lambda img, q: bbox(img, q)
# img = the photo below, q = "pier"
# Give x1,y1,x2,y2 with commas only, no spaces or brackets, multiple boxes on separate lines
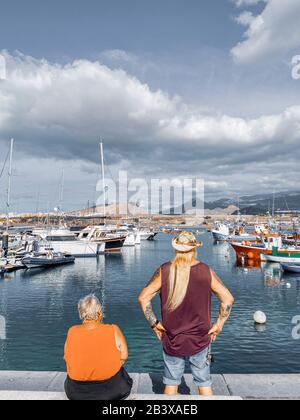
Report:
0,371,300,400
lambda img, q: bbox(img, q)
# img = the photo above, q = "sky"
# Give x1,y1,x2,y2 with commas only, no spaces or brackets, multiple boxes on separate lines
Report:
0,0,300,212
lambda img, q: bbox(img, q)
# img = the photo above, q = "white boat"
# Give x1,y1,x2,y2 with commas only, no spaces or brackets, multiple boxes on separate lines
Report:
22,253,75,269
78,226,126,253
262,253,300,264
139,229,158,241
33,228,103,257
119,224,141,246
212,224,230,241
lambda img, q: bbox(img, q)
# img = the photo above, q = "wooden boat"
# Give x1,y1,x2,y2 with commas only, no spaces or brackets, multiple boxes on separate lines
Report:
281,263,300,274
231,242,267,262
230,235,282,262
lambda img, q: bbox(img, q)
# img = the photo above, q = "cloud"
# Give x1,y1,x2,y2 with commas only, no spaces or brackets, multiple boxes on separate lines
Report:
231,0,300,64
1,51,300,209
233,0,267,7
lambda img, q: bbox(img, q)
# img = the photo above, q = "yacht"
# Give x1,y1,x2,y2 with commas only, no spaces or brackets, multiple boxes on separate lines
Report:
78,226,126,253
32,227,103,257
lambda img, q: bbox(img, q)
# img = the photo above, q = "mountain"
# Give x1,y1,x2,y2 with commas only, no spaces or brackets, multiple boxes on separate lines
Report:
163,191,300,216
206,191,300,215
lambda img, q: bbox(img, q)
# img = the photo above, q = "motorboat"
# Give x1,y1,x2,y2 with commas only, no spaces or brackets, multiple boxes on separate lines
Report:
32,227,103,257
22,252,75,269
78,226,126,253
281,263,300,274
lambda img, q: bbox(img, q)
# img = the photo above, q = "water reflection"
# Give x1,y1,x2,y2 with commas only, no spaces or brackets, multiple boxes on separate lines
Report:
1,232,300,373
254,323,267,333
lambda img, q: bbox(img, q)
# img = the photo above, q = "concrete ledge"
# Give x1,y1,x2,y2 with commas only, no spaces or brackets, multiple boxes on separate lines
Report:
0,372,300,399
0,391,241,401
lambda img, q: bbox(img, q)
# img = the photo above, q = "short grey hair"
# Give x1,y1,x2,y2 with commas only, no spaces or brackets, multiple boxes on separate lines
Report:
78,294,103,322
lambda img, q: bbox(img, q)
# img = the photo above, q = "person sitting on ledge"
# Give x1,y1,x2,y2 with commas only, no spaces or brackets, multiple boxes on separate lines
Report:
64,294,132,400
138,231,234,397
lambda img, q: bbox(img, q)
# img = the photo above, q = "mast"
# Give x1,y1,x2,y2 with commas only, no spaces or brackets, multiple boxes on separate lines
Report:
59,169,65,212
6,138,14,229
272,190,275,218
99,142,106,219
58,169,65,226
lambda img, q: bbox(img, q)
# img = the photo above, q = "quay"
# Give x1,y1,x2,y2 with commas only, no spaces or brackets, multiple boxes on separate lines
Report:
0,371,300,400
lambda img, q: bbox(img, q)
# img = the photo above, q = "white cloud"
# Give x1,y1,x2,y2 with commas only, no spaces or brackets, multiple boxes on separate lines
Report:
231,0,300,64
235,11,255,26
99,49,138,63
0,51,300,156
1,51,300,210
233,0,267,7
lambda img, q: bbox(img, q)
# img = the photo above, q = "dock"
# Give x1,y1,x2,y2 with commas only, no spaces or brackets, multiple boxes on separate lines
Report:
0,371,300,400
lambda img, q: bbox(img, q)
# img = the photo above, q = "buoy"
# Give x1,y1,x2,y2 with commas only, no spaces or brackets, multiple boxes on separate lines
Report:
254,311,267,325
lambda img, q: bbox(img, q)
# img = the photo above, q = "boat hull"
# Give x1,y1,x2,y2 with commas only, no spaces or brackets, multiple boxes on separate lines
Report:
41,241,101,257
212,231,229,241
22,256,75,269
281,263,300,274
230,242,269,261
262,254,300,263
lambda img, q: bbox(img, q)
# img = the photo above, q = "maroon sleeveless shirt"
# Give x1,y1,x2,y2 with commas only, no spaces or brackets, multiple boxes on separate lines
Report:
160,261,212,357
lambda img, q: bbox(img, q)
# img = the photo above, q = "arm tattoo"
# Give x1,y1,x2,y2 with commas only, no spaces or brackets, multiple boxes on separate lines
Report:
219,303,232,320
145,303,157,326
146,267,160,287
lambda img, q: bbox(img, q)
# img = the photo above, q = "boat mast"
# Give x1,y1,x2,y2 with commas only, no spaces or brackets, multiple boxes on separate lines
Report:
99,142,106,219
6,138,14,230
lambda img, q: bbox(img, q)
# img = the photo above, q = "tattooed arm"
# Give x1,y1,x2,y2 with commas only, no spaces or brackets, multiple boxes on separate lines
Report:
209,270,235,342
138,267,166,341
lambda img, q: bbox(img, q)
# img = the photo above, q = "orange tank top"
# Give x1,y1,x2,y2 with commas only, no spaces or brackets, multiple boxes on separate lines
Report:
64,324,122,382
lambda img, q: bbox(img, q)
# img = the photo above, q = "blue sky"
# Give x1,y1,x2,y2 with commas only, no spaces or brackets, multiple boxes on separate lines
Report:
0,0,300,212
0,0,245,59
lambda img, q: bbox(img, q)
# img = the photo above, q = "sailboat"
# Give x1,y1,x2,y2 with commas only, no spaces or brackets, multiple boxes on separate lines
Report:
94,142,126,253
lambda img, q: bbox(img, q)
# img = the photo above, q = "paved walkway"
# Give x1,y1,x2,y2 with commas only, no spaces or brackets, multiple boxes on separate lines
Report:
0,371,300,400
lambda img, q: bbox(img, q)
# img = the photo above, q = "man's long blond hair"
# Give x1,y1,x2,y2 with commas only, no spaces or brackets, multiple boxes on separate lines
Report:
167,248,197,312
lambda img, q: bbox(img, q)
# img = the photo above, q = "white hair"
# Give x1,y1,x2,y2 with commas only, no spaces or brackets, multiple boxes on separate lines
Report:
78,294,103,322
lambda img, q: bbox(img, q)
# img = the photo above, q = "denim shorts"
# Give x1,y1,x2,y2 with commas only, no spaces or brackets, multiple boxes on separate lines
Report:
163,346,212,388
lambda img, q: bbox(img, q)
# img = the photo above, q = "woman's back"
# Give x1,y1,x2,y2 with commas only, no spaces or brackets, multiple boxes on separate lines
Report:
65,323,122,382
161,261,212,357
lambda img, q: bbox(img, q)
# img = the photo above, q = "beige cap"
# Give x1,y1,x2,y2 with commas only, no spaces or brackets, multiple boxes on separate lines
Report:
172,231,203,253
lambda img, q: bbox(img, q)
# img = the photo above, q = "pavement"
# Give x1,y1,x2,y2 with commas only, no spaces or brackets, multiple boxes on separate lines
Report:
0,371,299,400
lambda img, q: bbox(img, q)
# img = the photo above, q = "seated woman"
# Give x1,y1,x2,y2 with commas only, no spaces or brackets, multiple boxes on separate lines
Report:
64,294,133,400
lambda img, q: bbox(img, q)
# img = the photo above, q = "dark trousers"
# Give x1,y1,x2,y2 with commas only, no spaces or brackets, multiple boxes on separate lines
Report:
64,368,133,401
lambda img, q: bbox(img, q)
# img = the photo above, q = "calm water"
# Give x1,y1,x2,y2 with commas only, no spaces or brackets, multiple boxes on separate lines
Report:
1,231,300,374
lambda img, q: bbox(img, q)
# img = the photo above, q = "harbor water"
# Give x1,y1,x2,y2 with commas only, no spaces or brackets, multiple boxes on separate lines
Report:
0,231,300,374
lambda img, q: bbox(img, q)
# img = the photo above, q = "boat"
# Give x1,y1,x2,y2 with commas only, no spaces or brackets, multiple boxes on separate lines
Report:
22,252,75,269
78,226,126,253
212,223,258,242
230,235,283,262
281,263,300,274
211,223,230,241
33,227,103,257
262,250,300,264
139,228,158,241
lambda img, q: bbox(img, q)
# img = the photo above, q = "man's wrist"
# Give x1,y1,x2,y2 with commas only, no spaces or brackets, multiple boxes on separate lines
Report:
151,320,159,329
